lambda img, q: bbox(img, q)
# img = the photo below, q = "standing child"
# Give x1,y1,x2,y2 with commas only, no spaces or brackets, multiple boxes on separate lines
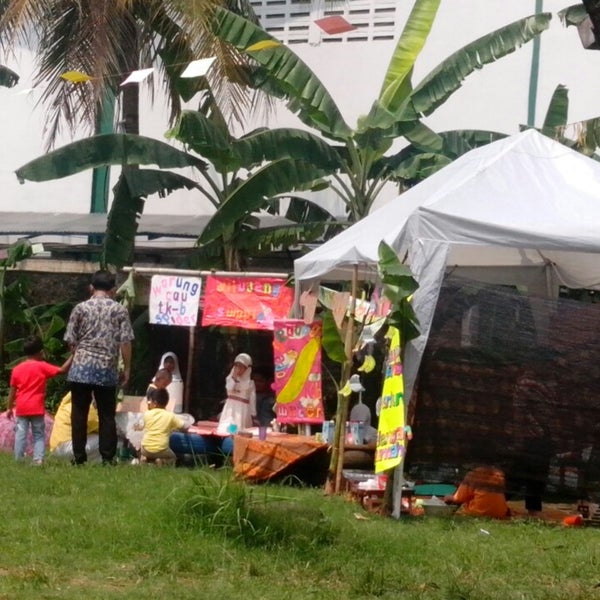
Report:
7,336,72,464
217,353,256,435
140,387,187,465
253,367,276,427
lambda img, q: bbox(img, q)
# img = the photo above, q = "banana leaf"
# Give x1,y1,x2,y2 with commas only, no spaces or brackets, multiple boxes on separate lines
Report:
375,129,507,181
101,168,207,268
211,7,352,141
234,221,343,252
266,196,337,223
406,13,552,120
16,133,207,182
198,158,329,244
558,4,588,26
378,0,441,114
321,310,346,365
101,172,144,269
542,84,569,131
167,109,235,171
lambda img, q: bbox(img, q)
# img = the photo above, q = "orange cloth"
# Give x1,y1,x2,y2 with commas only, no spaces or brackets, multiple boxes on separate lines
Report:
452,466,510,519
233,433,327,482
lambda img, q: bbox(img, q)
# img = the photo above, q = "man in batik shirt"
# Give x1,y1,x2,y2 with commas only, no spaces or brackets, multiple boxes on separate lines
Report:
64,270,134,465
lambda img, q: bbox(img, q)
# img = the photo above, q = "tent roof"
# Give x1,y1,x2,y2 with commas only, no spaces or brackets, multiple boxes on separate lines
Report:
295,130,600,287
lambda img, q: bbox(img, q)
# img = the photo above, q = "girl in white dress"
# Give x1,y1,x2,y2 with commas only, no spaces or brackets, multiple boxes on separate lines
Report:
217,353,256,435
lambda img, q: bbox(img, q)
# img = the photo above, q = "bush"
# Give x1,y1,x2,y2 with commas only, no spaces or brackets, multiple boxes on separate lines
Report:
180,471,338,553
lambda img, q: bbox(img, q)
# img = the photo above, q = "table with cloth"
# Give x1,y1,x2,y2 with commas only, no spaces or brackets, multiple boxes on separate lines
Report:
233,433,329,485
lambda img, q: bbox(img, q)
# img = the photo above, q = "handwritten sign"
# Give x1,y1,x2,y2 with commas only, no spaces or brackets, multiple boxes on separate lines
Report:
149,275,201,326
201,276,293,330
375,326,406,473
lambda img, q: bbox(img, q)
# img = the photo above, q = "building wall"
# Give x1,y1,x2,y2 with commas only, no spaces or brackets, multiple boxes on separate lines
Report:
1,1,598,217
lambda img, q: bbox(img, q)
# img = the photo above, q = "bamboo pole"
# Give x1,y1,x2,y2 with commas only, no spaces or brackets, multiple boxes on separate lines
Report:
333,264,359,493
123,266,289,279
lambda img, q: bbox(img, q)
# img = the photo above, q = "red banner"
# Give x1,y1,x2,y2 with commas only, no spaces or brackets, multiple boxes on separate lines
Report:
273,319,324,424
201,276,294,330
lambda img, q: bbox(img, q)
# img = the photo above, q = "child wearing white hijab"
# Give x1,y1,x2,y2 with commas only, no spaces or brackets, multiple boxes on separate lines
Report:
217,353,256,435
156,352,184,413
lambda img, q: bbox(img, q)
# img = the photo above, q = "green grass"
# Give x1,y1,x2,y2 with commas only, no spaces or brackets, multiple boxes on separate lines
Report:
1,453,600,600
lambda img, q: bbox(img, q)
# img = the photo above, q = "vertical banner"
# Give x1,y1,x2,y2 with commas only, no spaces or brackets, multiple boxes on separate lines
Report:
273,320,324,424
149,275,201,326
375,326,406,473
201,276,294,330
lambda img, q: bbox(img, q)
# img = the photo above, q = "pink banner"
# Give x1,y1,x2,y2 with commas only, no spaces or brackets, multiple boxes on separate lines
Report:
201,276,294,330
273,320,324,424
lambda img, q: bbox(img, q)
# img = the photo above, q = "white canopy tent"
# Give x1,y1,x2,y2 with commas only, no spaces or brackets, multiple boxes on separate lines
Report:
295,129,600,405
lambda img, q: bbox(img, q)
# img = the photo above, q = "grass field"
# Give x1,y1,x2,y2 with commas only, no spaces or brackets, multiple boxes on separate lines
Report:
1,454,599,600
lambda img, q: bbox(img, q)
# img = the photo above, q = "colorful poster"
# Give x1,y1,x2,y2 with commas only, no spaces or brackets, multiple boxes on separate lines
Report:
149,275,201,326
201,276,293,330
375,326,407,473
273,319,324,424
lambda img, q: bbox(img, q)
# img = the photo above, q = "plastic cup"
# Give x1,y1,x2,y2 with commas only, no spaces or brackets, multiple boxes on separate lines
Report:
258,426,267,441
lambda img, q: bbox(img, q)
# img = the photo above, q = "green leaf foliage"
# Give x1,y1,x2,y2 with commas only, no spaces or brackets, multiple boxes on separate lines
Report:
321,310,346,365
211,7,352,141
378,241,420,343
407,13,552,120
167,109,234,171
558,4,588,26
380,129,507,183
542,84,569,131
15,134,207,183
198,158,328,244
266,196,337,224
101,172,146,269
379,0,441,114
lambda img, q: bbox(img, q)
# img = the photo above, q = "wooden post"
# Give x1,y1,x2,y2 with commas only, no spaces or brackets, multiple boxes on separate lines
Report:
184,325,195,413
333,264,359,493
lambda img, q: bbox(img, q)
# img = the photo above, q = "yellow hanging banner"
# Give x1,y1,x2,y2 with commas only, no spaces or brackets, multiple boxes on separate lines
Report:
375,326,406,473
60,70,92,83
246,40,281,52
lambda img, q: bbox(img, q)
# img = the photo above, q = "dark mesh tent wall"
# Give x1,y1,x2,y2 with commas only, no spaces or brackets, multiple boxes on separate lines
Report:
405,275,600,501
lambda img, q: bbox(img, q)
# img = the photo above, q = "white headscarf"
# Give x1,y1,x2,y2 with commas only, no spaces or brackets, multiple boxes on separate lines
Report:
226,353,253,396
158,351,183,382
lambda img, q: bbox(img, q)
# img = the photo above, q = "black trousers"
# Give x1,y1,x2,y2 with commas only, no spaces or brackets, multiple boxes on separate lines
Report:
70,382,117,464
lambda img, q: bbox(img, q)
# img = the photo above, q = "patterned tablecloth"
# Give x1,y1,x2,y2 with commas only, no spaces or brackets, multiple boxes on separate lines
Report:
233,433,328,483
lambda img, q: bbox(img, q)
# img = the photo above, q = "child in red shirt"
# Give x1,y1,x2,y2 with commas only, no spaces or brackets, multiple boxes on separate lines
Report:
7,336,71,465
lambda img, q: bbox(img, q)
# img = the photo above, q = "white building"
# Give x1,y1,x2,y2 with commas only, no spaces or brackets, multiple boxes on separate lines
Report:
0,1,598,225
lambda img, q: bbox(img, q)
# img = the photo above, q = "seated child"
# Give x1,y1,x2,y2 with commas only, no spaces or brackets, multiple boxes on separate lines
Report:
140,388,187,466
253,367,276,427
444,465,511,519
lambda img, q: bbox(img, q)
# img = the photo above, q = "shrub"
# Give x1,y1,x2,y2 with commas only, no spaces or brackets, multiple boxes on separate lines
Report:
180,471,338,552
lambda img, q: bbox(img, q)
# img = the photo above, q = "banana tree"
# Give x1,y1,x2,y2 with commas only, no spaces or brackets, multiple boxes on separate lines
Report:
391,81,600,187
530,83,600,158
15,101,343,269
205,1,552,230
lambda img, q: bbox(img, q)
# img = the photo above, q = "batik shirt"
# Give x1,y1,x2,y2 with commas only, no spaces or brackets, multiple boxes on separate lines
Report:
64,297,134,387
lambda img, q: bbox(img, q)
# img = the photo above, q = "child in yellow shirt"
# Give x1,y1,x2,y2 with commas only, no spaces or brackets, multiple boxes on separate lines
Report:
140,388,187,465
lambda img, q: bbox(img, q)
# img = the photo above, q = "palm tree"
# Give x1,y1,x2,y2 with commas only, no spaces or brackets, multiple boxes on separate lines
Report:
0,0,259,143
